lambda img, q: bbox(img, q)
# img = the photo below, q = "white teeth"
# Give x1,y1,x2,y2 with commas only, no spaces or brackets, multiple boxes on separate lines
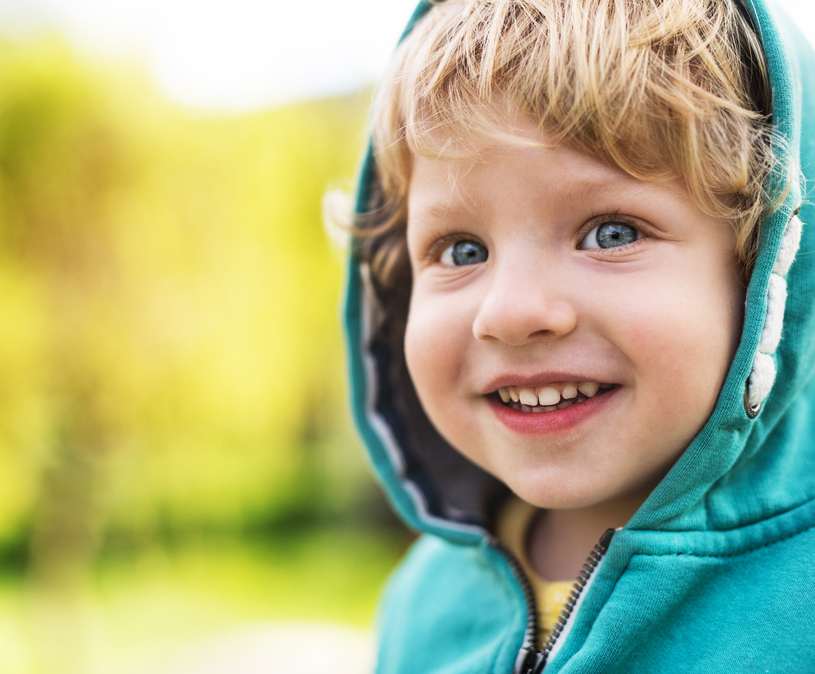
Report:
578,381,600,397
537,386,561,406
519,388,538,406
497,381,610,408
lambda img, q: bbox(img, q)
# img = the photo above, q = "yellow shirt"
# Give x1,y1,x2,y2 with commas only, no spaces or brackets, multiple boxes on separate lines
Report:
495,498,574,641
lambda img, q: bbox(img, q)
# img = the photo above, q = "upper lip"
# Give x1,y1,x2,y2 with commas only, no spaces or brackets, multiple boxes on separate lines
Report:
481,371,619,395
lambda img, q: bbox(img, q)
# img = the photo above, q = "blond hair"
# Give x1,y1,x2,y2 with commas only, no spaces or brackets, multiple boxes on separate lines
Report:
354,0,779,291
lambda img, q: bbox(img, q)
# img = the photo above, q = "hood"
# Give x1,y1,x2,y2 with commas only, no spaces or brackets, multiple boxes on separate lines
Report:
344,0,815,546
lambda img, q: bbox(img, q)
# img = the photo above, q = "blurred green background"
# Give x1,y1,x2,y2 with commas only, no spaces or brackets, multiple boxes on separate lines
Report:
0,35,409,674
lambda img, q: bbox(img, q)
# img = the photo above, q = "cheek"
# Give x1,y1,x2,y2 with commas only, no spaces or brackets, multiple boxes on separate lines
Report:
404,289,468,402
404,290,483,454
608,266,743,407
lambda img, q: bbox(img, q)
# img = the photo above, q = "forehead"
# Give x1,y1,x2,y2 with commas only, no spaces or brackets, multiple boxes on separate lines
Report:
406,129,683,229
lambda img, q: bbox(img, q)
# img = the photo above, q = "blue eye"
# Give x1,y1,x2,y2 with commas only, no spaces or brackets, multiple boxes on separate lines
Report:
440,240,488,266
579,221,641,250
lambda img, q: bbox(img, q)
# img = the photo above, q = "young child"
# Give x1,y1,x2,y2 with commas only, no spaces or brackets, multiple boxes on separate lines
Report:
342,0,815,671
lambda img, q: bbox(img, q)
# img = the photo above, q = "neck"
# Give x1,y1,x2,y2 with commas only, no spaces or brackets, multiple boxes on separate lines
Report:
527,490,648,582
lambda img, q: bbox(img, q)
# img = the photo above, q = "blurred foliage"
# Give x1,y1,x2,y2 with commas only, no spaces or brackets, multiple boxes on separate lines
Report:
0,35,396,578
0,528,402,673
0,32,414,674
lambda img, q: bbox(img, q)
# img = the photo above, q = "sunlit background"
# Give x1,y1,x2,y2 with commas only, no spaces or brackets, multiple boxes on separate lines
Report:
0,1,811,672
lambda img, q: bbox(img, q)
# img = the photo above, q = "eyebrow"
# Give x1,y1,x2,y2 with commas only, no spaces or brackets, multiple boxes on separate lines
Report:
414,192,489,222
549,166,640,201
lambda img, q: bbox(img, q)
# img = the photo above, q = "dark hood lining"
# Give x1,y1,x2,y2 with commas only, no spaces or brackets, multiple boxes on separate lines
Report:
364,261,510,530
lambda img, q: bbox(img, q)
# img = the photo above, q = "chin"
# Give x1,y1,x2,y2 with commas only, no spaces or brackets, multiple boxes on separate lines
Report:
506,478,601,510
507,469,652,511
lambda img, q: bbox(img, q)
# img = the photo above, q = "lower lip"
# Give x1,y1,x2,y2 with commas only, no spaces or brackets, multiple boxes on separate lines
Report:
488,387,620,435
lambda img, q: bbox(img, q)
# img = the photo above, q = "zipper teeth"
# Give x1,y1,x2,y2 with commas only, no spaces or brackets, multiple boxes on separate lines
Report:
495,528,615,674
490,536,540,649
540,538,606,656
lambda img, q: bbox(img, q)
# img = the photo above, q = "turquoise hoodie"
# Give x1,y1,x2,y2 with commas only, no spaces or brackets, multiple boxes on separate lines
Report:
344,1,815,671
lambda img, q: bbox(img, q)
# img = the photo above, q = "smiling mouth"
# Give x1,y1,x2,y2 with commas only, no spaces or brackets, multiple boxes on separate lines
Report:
495,382,618,413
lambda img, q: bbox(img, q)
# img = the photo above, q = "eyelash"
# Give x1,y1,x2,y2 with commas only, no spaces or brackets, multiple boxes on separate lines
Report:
425,232,482,264
578,216,646,252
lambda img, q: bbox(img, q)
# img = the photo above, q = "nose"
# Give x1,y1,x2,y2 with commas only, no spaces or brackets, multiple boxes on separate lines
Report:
472,259,578,345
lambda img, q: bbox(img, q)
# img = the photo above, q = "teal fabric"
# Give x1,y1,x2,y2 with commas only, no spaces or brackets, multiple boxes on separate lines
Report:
376,536,527,674
344,0,815,671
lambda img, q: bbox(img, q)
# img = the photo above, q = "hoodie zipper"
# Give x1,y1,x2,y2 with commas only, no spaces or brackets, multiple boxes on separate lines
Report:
492,528,615,674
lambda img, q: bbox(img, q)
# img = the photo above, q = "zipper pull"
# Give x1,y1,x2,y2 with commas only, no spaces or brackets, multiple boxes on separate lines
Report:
598,528,615,553
514,646,546,674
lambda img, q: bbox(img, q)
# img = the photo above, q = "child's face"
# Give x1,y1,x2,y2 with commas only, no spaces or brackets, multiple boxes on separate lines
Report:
404,120,744,511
